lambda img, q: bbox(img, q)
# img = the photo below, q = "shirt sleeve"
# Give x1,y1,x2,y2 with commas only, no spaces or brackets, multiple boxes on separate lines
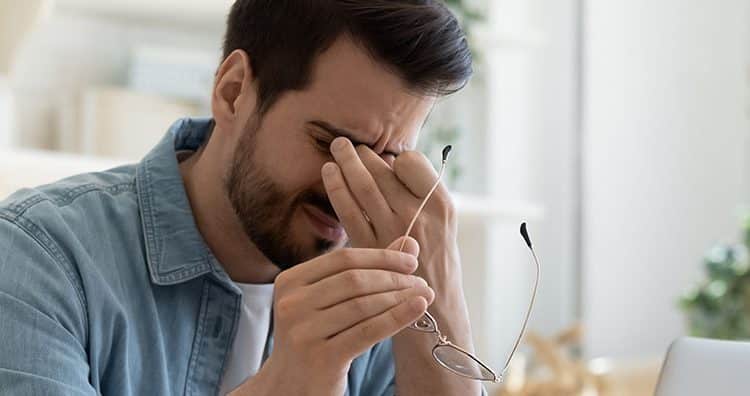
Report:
0,218,96,395
358,338,396,396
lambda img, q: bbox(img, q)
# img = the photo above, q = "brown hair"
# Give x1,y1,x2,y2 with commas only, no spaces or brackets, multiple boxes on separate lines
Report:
223,0,473,115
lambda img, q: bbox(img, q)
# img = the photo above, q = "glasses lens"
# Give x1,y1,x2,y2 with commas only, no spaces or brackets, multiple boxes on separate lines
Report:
410,313,437,333
432,345,498,382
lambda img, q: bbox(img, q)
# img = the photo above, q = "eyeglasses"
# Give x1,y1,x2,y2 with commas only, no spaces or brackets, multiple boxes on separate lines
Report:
397,146,541,383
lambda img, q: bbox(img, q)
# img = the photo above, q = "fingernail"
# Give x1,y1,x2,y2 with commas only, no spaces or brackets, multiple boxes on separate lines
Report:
405,237,420,257
426,286,435,303
322,162,337,176
405,256,418,272
331,137,348,152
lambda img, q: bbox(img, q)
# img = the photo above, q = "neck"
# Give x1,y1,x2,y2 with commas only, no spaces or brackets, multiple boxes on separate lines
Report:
179,141,280,284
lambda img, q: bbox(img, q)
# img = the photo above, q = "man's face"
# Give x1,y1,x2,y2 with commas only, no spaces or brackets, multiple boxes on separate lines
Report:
223,37,435,270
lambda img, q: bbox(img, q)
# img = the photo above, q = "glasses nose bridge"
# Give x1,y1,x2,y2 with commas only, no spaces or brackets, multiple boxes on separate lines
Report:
410,311,440,334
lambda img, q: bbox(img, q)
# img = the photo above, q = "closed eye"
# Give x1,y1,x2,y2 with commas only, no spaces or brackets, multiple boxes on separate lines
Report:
312,135,332,154
309,128,399,161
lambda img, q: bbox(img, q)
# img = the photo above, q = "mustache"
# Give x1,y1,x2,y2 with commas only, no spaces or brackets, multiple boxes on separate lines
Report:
297,190,339,222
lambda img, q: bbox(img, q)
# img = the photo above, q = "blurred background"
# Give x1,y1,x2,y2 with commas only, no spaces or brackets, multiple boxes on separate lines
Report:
0,0,748,395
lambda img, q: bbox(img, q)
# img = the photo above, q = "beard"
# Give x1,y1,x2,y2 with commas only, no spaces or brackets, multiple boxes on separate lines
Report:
225,119,340,271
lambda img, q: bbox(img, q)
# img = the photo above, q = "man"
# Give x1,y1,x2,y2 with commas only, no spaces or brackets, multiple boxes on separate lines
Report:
0,1,483,395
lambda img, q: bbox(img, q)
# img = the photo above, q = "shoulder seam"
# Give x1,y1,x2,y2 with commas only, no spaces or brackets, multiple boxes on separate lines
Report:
0,289,83,346
0,214,90,343
5,180,136,219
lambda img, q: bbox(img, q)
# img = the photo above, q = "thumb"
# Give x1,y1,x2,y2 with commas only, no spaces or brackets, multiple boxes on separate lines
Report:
387,236,420,257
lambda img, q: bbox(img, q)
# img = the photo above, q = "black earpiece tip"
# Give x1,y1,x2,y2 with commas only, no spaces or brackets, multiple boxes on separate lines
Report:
520,222,532,249
442,145,453,161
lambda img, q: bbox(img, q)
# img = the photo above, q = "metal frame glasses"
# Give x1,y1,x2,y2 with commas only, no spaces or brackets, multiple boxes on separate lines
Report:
397,146,541,383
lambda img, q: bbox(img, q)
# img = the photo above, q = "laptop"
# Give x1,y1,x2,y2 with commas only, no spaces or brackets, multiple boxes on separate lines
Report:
654,337,750,396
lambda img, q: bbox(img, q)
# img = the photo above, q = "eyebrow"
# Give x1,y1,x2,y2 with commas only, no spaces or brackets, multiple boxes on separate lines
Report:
307,120,400,156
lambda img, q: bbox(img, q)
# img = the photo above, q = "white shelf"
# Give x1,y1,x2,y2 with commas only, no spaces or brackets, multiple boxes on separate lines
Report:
453,192,543,224
0,149,542,223
0,149,125,198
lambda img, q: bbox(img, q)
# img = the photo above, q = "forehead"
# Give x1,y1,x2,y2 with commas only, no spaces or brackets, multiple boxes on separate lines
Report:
287,36,436,150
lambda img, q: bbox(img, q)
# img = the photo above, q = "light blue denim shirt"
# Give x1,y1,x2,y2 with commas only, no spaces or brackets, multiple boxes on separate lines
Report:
0,118,397,395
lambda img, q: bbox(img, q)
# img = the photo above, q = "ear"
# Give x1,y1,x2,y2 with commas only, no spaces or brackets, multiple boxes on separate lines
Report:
211,49,257,131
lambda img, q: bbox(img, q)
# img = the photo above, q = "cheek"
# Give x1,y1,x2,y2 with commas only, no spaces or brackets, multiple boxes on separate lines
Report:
254,132,328,195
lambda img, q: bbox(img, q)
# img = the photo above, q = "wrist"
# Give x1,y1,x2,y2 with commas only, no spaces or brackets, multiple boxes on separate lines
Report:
419,245,464,300
230,354,349,396
227,358,277,396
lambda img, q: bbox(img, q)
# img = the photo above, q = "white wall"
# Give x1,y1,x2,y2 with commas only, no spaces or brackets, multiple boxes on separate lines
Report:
583,0,750,358
525,0,581,338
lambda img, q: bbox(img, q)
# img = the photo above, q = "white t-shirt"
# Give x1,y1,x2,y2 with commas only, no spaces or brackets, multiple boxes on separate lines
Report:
218,282,275,395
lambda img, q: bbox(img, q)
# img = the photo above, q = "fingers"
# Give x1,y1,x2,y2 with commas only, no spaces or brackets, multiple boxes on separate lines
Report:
329,138,395,233
312,286,435,339
393,151,446,199
307,268,428,309
357,146,420,218
276,248,418,289
322,162,374,246
332,295,429,360
387,236,420,255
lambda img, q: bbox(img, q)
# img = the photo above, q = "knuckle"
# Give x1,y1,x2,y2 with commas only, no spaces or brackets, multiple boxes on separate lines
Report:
385,250,406,269
371,165,390,181
379,289,396,304
387,306,407,328
388,271,404,288
351,297,368,317
377,249,391,265
361,181,379,196
274,270,291,288
336,249,356,265
344,270,365,290
326,179,347,193
390,291,405,306
275,296,297,318
341,210,364,227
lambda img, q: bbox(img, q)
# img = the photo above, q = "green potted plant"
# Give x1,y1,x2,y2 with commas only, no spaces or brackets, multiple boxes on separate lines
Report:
679,217,750,340
417,1,483,188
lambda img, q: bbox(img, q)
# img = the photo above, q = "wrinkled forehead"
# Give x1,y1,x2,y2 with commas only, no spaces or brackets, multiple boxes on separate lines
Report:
291,37,436,154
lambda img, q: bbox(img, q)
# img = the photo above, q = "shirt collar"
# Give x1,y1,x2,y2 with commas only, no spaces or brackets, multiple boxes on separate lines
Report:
136,117,238,292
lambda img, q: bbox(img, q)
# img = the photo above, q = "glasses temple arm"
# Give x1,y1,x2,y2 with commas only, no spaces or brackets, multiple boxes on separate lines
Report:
502,247,541,372
398,159,447,252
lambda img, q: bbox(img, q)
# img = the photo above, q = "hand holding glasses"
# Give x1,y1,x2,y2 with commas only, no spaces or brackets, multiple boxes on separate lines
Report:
397,146,541,383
